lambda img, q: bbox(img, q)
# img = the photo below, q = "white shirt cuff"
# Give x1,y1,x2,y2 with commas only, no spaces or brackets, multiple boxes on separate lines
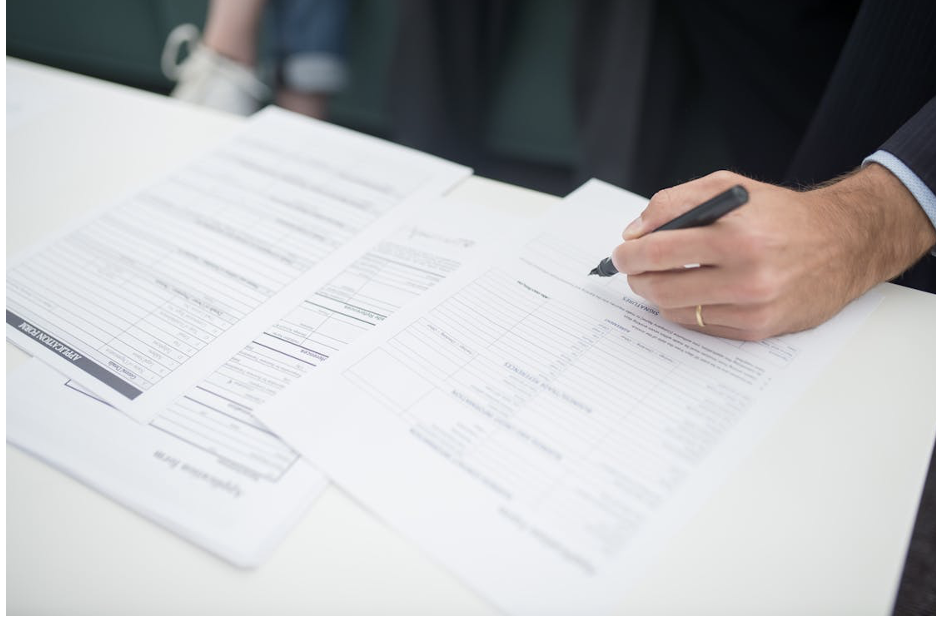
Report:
863,149,936,256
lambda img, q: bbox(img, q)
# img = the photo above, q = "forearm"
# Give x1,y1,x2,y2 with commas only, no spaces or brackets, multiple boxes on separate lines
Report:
815,162,936,291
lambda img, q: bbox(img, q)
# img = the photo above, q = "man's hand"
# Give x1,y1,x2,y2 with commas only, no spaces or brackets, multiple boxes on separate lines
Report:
611,166,936,340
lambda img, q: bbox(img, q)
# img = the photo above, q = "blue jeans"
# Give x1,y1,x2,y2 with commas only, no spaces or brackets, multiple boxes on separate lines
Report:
270,0,349,93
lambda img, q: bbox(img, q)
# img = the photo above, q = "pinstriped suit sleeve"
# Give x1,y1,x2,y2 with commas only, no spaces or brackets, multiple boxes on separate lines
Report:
879,96,936,197
868,97,936,252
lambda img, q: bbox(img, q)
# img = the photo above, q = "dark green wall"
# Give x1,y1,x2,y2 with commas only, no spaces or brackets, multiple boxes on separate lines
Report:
8,0,579,184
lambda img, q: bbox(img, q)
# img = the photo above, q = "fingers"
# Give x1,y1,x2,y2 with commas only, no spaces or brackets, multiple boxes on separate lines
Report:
625,267,785,340
624,170,748,240
680,322,767,341
610,170,801,341
628,264,781,308
626,267,750,308
612,226,731,274
657,303,781,340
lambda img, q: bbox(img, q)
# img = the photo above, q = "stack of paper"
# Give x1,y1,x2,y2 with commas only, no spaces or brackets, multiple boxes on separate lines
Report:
8,104,880,610
254,180,881,612
7,107,471,421
6,106,514,565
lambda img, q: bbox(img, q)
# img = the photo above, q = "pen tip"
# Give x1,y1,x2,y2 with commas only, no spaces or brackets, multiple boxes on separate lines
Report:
588,268,599,276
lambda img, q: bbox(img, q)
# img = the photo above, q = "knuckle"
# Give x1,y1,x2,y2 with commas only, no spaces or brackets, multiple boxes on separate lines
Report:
749,326,776,341
640,275,660,300
742,305,776,332
740,269,778,303
642,239,667,268
734,229,768,258
647,277,679,307
654,287,675,308
659,307,680,323
708,169,738,185
649,188,672,208
738,329,767,342
648,187,687,221
636,275,664,303
626,273,645,296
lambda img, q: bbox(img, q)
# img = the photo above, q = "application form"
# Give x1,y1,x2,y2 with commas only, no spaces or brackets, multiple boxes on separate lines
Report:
256,180,883,613
8,195,527,566
9,359,326,567
6,107,469,422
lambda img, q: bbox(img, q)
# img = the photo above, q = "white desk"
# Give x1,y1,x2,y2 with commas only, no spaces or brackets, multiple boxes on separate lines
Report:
7,57,936,614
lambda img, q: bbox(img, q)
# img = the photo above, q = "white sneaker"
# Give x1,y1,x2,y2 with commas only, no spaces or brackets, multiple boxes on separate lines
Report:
161,24,270,116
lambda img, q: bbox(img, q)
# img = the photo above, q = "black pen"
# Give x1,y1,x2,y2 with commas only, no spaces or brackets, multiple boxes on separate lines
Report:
588,184,749,277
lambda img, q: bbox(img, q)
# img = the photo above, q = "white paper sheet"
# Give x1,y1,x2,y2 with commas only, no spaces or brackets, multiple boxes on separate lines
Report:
256,179,883,613
6,106,470,422
7,194,531,567
8,358,326,567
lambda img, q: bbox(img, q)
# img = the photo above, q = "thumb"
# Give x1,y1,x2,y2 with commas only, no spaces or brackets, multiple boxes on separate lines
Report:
623,170,744,240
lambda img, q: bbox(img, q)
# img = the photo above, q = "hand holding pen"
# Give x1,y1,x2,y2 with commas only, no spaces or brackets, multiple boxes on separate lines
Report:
590,184,749,277
591,167,932,341
591,163,936,341
590,182,747,334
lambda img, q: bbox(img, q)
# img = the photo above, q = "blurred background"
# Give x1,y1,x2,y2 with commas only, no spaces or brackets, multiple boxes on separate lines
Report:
7,0,584,196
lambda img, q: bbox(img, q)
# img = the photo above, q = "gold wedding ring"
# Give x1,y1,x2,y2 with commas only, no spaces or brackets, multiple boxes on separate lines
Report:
695,304,705,328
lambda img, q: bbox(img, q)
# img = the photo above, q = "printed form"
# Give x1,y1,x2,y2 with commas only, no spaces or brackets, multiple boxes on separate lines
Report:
6,106,469,422
257,180,883,613
7,195,532,566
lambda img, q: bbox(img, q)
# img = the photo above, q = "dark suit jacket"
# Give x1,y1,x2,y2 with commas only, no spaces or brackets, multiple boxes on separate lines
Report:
619,0,936,290
583,0,936,291
390,0,936,290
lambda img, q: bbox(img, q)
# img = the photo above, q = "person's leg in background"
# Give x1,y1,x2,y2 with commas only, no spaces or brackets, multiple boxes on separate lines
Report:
164,0,348,119
163,0,270,115
202,0,267,66
271,0,349,119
